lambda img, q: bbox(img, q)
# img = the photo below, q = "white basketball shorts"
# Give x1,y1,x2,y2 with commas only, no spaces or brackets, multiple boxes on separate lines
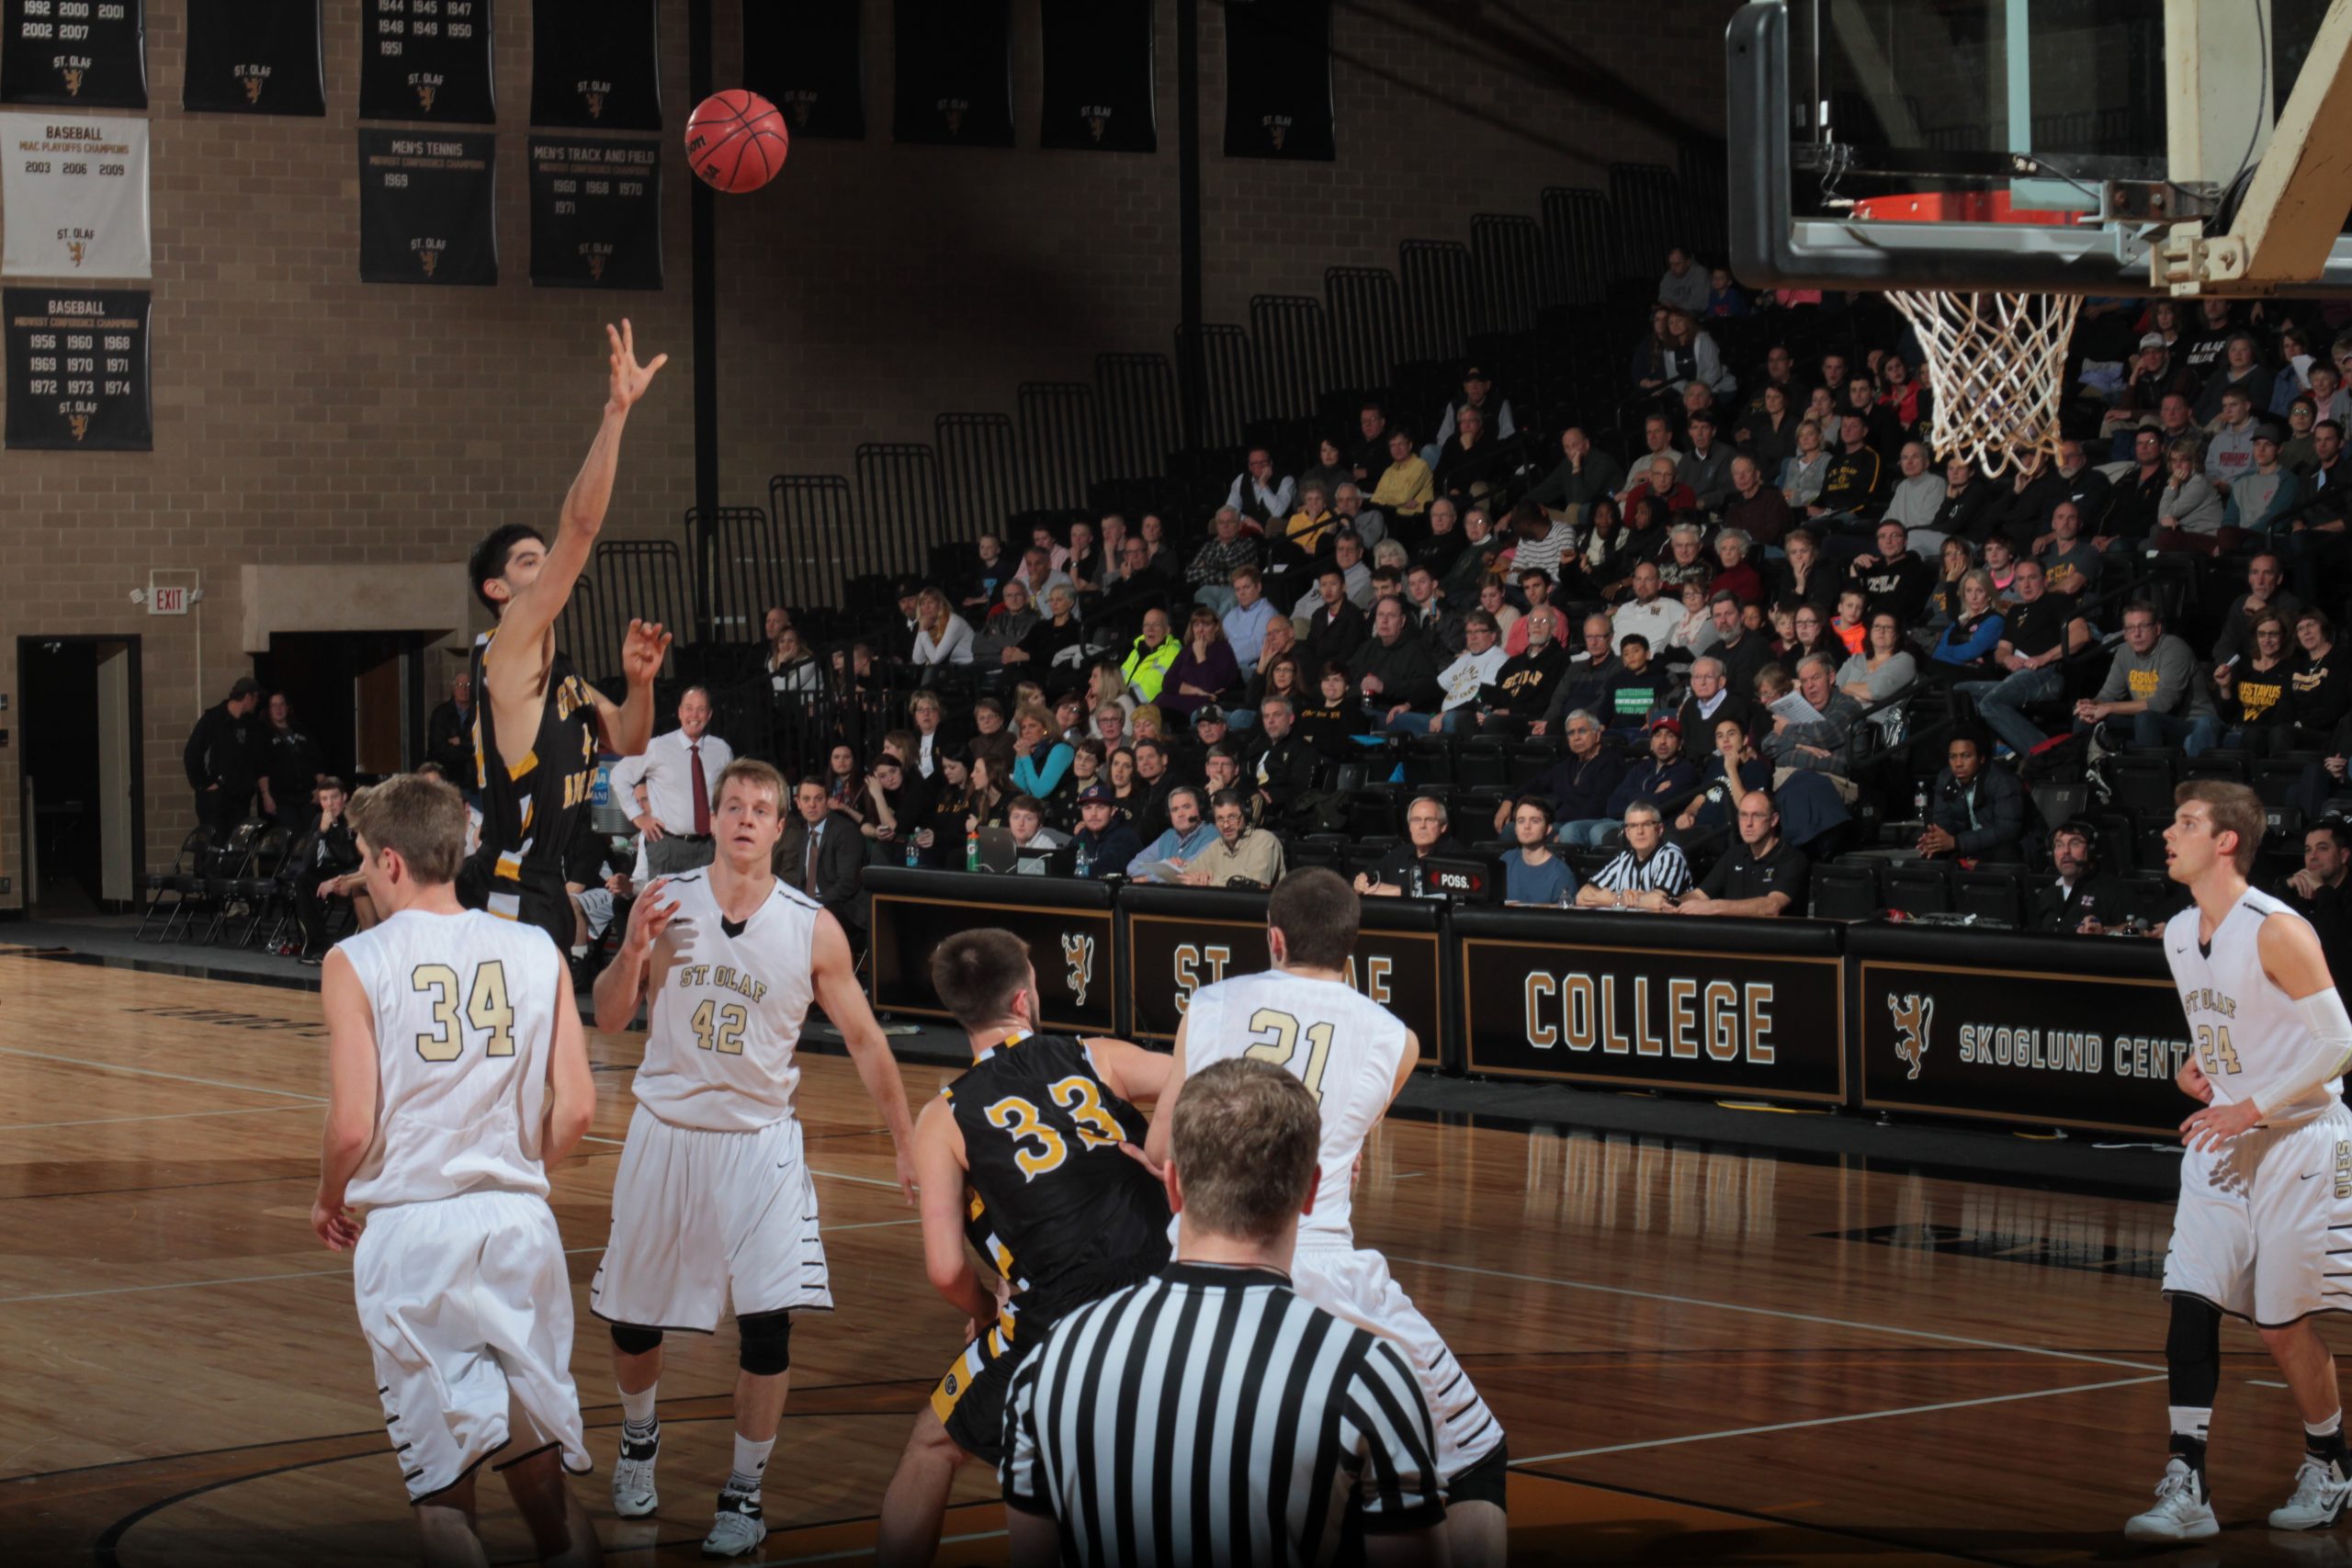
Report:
2164,1100,2352,1328
591,1103,833,1333
1291,1236,1503,1485
354,1190,591,1502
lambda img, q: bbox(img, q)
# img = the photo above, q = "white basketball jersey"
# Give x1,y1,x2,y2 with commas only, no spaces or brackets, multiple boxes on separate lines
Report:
635,871,821,1132
2165,887,2343,1122
339,908,567,1210
1182,969,1411,1243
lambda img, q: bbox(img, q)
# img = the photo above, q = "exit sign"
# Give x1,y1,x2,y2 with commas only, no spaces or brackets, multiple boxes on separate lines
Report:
149,585,190,615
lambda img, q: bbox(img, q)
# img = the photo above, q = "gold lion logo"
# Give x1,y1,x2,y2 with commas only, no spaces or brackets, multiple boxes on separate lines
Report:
1888,992,1933,1081
416,83,437,112
62,67,84,96
584,91,605,120
419,251,439,278
66,413,89,442
1087,115,1106,143
1061,932,1096,1010
586,254,606,282
65,240,85,267
241,75,265,105
944,107,964,136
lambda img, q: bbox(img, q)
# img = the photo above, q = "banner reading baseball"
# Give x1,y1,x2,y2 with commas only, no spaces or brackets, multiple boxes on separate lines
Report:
0,112,149,277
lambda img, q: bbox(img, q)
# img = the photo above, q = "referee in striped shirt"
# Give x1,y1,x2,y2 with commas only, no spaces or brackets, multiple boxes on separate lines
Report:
1572,799,1693,911
1000,1058,1447,1564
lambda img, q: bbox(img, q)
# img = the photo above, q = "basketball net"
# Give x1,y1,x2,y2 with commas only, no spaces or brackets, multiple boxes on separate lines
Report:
1884,289,2082,478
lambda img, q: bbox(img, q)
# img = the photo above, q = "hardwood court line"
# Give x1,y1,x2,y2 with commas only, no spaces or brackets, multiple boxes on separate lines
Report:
0,1220,925,1306
1387,1254,2164,1372
0,1104,317,1132
1511,1371,2166,1463
0,1045,328,1103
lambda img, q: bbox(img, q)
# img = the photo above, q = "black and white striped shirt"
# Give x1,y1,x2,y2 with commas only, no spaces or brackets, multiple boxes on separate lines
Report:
1001,1262,1445,1564
1588,840,1691,896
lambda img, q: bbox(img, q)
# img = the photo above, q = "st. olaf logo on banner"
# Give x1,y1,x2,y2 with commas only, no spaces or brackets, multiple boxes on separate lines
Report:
1061,932,1096,1010
579,81,612,120
1887,992,1934,1081
67,413,89,442
62,67,85,97
65,240,85,267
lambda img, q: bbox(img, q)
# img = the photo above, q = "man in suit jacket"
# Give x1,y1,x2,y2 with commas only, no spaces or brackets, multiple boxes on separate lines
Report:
776,778,869,953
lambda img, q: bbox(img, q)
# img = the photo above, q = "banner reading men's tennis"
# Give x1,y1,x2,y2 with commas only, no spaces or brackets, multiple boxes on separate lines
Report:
357,129,496,286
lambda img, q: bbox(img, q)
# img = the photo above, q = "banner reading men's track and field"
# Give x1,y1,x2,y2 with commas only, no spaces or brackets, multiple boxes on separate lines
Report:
1851,926,2193,1137
528,136,662,290
1222,0,1332,160
4,286,150,449
357,0,494,124
0,112,148,277
356,128,496,286
1453,909,1847,1101
893,0,1012,146
1,0,144,107
530,0,661,130
1037,0,1155,153
182,0,323,115
742,0,864,141
1122,886,1442,1067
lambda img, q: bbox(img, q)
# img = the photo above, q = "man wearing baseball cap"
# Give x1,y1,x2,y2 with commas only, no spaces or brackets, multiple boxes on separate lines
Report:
1070,784,1141,880
2233,423,2305,540
2104,331,2197,459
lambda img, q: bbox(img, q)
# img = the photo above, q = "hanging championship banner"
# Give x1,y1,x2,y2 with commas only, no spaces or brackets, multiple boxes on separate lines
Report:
1038,0,1153,152
530,0,660,130
741,0,863,140
357,0,494,124
183,0,324,116
5,286,150,449
1,0,145,108
0,113,149,277
356,128,496,285
892,0,1011,147
529,136,661,289
1223,0,1332,161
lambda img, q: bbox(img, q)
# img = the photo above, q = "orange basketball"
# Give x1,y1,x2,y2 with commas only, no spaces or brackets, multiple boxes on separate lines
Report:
685,90,788,194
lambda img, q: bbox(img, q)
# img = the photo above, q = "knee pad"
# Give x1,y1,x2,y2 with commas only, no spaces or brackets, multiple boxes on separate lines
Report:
739,1310,792,1377
609,1323,664,1357
2165,1293,2222,1407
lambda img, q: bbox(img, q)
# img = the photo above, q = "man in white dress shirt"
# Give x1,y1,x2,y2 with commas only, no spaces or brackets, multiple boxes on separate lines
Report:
610,687,733,876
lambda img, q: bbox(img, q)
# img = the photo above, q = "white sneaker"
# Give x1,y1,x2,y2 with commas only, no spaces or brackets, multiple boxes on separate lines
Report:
2124,1458,2219,1543
2272,1454,2352,1530
611,1427,659,1518
702,1489,767,1558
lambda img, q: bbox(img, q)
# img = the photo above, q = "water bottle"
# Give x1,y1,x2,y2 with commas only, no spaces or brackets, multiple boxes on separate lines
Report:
1913,780,1929,821
904,837,920,869
966,825,980,872
1076,841,1094,879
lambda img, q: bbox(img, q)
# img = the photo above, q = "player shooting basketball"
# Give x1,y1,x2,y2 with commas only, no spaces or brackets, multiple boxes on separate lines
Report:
461,321,672,953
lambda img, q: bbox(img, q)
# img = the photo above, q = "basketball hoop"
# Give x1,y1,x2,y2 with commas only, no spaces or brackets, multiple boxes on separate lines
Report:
1884,288,2081,479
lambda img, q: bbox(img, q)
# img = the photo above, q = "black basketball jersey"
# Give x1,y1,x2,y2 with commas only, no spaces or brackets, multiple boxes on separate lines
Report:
945,1032,1170,1320
467,626,601,903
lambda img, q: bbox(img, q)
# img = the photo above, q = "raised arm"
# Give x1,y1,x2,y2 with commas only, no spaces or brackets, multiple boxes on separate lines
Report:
592,875,675,1032
593,617,672,759
311,952,381,1250
493,323,666,663
1141,1017,1193,1168
810,910,918,1203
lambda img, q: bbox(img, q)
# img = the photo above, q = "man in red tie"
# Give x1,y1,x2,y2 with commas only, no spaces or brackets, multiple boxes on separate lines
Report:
611,686,734,876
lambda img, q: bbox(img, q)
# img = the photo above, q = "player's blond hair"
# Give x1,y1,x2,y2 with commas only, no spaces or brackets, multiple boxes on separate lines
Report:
1170,1059,1320,1243
715,758,787,815
2177,779,2266,874
346,773,468,885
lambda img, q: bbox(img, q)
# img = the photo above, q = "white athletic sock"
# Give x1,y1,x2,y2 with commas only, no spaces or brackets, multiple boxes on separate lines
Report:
727,1432,775,1496
570,942,589,959
2309,1414,2343,1440
620,1382,659,1433
2169,1405,2212,1443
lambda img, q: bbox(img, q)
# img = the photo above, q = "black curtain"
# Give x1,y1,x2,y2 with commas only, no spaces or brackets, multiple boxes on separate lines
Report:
184,0,323,115
1223,0,1333,161
893,0,1012,147
530,0,662,130
1039,0,1155,152
743,0,865,140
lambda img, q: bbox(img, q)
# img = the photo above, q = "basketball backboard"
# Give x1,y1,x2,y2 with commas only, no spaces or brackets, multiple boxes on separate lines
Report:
1728,0,2352,295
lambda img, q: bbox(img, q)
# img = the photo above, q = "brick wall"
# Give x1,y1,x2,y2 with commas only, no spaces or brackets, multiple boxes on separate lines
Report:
0,0,1737,907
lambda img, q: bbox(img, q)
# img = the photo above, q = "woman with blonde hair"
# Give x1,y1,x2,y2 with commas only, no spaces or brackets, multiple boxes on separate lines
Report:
1161,604,1239,717
910,585,974,666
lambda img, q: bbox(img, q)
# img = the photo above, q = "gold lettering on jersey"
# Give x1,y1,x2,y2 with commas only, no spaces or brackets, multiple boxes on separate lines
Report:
552,675,597,721
2180,987,2239,1020
676,964,770,1003
1521,971,1776,1064
1171,944,1232,1014
2336,1139,2352,1201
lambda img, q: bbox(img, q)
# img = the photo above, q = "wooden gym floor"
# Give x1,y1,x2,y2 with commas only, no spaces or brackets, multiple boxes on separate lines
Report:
0,948,2340,1565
